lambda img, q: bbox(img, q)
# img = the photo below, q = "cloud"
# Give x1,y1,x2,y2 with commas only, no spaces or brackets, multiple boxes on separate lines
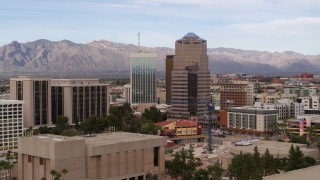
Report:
233,17,320,36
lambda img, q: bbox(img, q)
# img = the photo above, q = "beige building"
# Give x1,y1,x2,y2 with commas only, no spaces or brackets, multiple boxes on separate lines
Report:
10,77,52,127
170,33,210,118
51,79,110,123
123,84,131,103
18,132,166,180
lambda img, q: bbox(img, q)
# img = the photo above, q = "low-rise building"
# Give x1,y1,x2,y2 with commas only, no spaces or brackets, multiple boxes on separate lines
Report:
226,107,278,135
18,132,166,180
288,115,320,136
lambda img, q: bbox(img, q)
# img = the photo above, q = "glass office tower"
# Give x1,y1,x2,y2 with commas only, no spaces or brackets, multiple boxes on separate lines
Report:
130,53,157,104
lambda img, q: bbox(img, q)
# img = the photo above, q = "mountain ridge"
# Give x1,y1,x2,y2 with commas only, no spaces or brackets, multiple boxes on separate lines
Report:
1,39,319,77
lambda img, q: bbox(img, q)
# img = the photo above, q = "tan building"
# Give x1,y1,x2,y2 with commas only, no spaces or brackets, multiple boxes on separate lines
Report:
220,82,254,110
51,79,110,123
123,84,131,103
18,132,166,180
170,33,210,118
10,76,52,127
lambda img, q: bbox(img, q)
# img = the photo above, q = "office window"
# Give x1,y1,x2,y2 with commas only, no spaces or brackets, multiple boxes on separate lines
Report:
40,158,44,165
28,155,32,163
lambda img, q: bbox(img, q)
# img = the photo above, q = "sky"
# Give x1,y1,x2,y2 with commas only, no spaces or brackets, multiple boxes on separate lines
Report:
1,0,320,55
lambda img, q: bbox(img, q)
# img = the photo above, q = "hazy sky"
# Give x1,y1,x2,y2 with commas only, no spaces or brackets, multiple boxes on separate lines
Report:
1,0,320,55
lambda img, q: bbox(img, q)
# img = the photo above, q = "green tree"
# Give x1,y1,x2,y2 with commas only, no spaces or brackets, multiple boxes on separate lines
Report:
262,148,276,176
0,150,17,180
107,114,122,130
166,145,202,180
39,126,50,134
61,168,68,180
55,116,69,134
252,146,263,179
193,169,210,180
142,106,163,123
62,129,80,137
286,145,308,171
140,123,161,135
208,162,223,180
109,102,133,130
80,116,106,134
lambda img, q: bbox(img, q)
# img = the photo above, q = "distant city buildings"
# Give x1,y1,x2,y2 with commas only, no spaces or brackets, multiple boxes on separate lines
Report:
0,100,23,152
130,53,157,104
170,33,210,118
220,82,254,110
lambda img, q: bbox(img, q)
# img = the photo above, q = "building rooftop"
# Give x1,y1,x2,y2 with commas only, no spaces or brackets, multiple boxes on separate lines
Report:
177,32,206,42
264,165,320,180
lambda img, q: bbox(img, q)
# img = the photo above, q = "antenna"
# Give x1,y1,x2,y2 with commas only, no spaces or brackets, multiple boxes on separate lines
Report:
138,32,141,52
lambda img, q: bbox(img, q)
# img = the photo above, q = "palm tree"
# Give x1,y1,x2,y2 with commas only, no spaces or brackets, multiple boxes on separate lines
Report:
50,169,57,180
61,169,68,180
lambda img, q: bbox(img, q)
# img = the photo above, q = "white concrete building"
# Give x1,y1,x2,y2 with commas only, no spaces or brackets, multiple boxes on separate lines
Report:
0,100,24,152
227,107,278,133
123,84,131,104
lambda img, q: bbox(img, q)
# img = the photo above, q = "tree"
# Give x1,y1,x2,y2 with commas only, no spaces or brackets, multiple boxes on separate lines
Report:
140,123,161,135
208,162,223,180
109,102,134,130
142,106,163,123
62,168,68,180
55,116,69,134
62,129,80,137
107,114,122,130
252,146,263,179
286,145,308,171
262,148,276,176
39,126,50,134
193,169,210,180
0,150,17,180
50,169,58,180
80,116,106,134
166,145,202,179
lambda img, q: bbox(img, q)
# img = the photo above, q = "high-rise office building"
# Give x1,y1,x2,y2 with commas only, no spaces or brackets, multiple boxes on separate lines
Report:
130,53,157,104
10,77,110,126
123,84,131,103
170,33,210,118
0,100,24,152
51,79,110,123
10,77,52,127
165,55,174,105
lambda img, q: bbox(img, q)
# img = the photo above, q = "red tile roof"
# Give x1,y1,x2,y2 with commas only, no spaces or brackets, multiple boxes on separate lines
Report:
154,120,175,127
176,120,198,127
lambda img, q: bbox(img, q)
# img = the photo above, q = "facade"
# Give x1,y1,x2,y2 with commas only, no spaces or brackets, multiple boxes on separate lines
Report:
51,79,110,123
254,99,304,120
170,33,210,118
130,53,157,104
155,119,201,136
282,86,314,97
123,84,131,103
220,83,254,110
227,107,278,134
287,115,320,136
165,55,174,105
0,100,24,152
18,132,166,180
10,77,52,127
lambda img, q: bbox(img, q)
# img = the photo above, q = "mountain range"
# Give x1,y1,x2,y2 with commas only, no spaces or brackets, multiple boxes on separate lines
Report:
0,39,319,78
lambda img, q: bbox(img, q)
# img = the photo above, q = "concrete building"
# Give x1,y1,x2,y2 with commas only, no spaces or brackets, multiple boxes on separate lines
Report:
0,100,24,152
254,99,304,120
226,107,278,135
220,82,254,110
10,77,52,127
130,53,157,104
51,79,110,123
288,115,320,136
18,132,166,180
123,84,131,103
170,33,210,118
165,55,174,105
265,165,320,180
282,86,314,97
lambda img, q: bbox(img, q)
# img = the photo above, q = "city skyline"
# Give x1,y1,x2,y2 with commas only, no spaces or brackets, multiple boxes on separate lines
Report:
1,0,319,55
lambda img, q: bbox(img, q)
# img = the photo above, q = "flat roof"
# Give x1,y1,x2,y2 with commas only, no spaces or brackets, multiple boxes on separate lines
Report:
25,132,165,146
84,132,165,146
264,165,320,180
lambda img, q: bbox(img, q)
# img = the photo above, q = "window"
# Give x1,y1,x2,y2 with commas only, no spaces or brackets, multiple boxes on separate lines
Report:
28,155,32,163
154,147,159,167
40,158,44,165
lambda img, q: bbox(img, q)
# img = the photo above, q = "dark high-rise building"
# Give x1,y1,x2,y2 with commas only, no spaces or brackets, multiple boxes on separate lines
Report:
165,55,174,105
170,33,210,118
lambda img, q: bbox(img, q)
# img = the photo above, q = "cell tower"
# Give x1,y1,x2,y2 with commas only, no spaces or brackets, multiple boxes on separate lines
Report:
207,99,214,154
